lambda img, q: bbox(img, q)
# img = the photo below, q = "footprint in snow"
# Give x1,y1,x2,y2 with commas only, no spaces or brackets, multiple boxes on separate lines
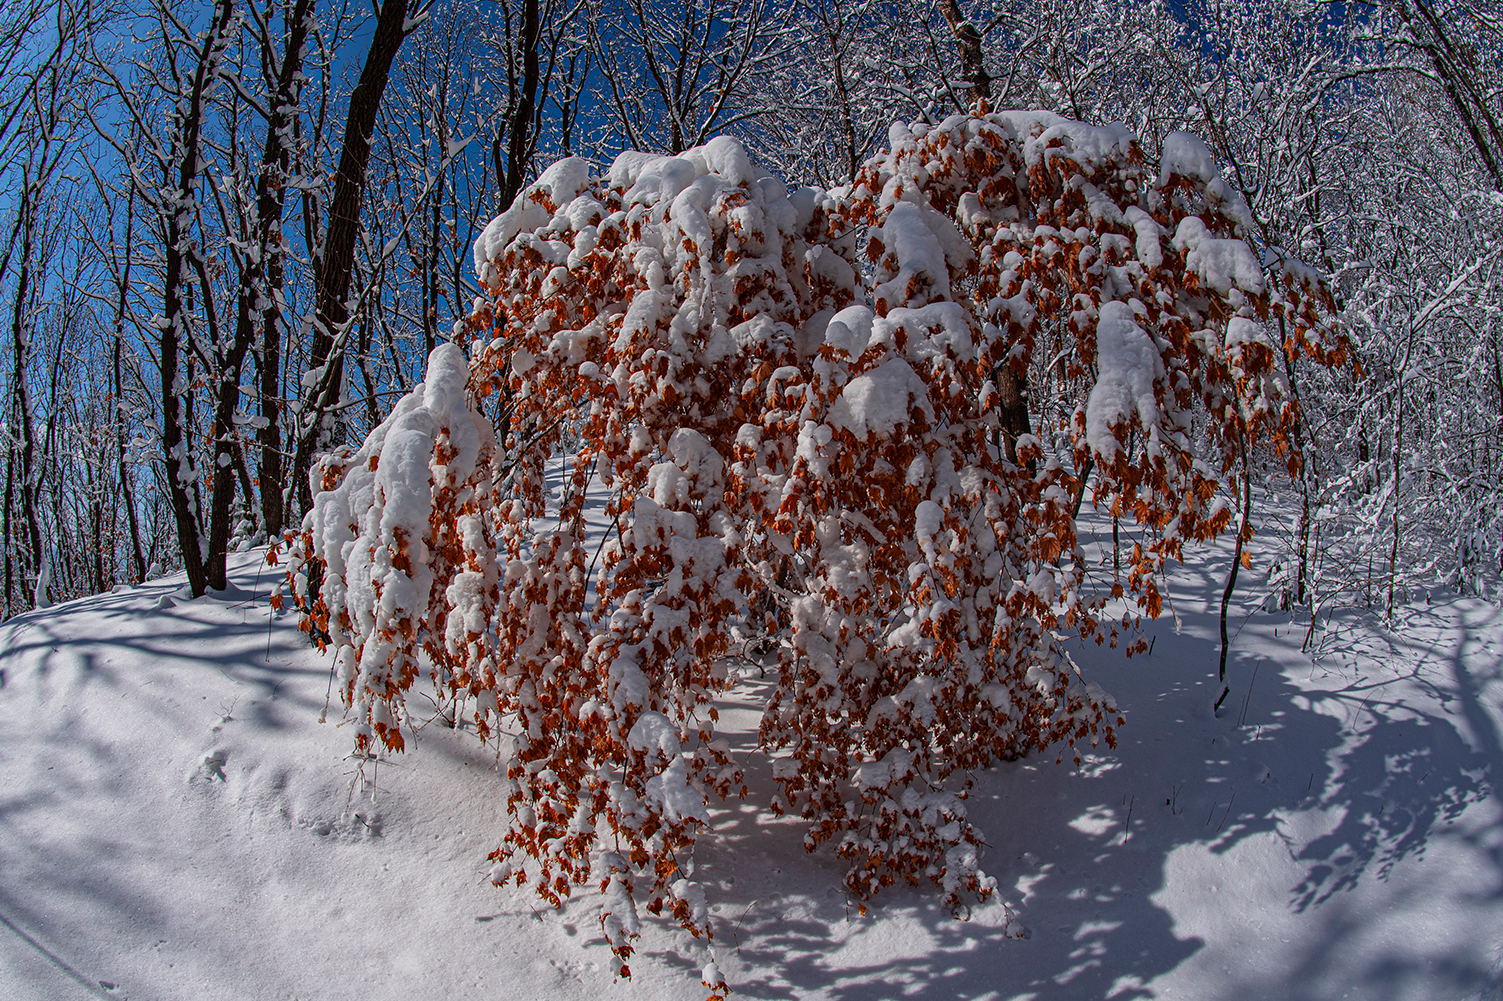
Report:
299,811,382,840
200,749,228,781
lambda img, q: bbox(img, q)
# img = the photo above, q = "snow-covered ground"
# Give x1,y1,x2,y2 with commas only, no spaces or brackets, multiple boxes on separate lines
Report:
3,542,1501,1001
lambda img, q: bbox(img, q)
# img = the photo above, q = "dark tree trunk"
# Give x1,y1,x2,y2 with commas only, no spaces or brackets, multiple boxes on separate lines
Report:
113,185,147,583
256,0,316,541
291,0,411,515
8,183,44,590
205,280,258,591
491,0,544,212
3,445,13,615
1215,432,1253,712
938,0,1032,464
114,338,146,582
505,0,542,208
937,0,991,103
160,0,235,597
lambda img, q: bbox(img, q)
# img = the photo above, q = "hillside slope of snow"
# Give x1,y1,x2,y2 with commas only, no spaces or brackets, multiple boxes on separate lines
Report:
2,547,1500,1000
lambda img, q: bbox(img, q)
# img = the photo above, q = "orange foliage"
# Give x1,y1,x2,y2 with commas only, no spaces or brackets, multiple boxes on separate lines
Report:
285,110,1343,982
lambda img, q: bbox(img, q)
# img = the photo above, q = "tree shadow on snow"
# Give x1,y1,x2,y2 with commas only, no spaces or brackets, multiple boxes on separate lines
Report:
7,549,1499,1000
683,550,1502,1001
0,551,336,992
0,551,327,731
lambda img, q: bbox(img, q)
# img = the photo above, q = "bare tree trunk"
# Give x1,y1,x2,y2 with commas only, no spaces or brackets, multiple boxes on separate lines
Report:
88,457,105,593
1274,316,1314,608
291,0,412,515
938,0,1032,465
35,283,72,603
1388,324,1417,618
504,0,542,207
2,448,13,616
113,193,147,584
254,0,316,541
205,278,259,591
160,0,237,597
937,0,990,101
8,178,44,594
1215,431,1252,712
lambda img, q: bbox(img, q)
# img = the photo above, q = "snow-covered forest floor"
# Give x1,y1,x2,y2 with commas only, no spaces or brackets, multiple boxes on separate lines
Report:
3,534,1501,1001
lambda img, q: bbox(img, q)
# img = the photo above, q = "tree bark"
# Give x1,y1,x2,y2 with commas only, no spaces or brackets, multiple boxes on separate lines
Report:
937,0,990,103
205,279,259,591
255,0,317,541
291,0,411,515
502,0,542,210
1216,431,1253,712
160,0,236,597
110,184,147,584
7,180,44,594
938,0,1032,464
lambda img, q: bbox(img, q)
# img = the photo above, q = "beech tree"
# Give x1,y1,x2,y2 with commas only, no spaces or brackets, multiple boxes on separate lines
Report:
285,107,1343,989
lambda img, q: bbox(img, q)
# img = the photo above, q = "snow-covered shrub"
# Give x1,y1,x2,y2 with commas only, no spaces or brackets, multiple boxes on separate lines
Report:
285,109,1343,983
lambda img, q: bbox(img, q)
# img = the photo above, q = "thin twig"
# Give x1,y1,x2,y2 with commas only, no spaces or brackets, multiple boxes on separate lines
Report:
1237,658,1264,727
731,898,760,956
1215,791,1236,834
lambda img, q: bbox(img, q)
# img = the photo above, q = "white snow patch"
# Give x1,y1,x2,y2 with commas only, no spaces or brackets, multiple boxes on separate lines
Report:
826,357,934,438
1086,300,1160,460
